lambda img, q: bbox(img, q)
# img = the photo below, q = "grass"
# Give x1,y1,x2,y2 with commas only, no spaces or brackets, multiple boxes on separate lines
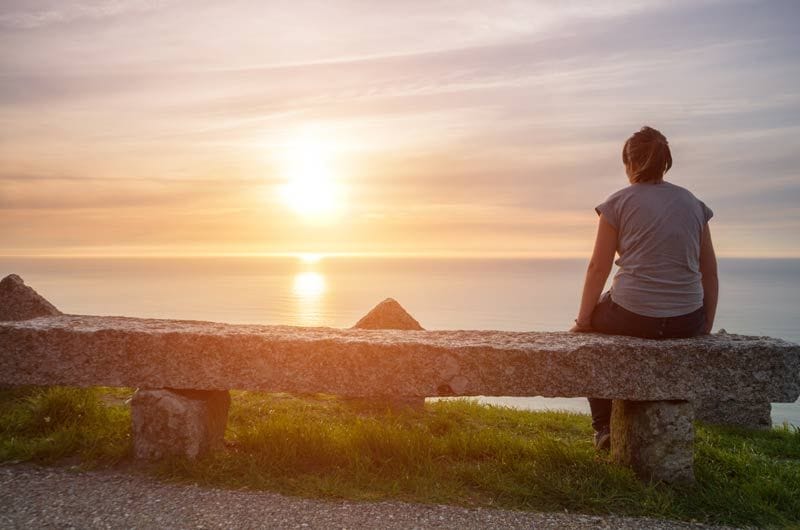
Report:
1,387,799,528
0,386,130,465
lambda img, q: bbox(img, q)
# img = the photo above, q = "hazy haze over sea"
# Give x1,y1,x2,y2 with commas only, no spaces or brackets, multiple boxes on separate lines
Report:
2,256,798,427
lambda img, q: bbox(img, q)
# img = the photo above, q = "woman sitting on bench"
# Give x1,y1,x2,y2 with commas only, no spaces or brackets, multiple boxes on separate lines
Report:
570,126,719,451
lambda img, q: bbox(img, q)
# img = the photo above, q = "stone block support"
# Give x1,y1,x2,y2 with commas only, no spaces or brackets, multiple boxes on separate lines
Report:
694,398,771,429
132,388,230,460
611,399,694,484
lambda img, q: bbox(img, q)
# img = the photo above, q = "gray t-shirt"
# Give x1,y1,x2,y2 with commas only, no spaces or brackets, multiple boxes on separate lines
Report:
596,181,713,318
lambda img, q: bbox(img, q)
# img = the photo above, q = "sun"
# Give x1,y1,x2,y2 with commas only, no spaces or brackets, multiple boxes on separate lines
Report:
279,129,344,220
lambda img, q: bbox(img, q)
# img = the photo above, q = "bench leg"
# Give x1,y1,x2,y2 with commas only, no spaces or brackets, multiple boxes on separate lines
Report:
611,399,694,484
131,388,230,460
694,398,771,429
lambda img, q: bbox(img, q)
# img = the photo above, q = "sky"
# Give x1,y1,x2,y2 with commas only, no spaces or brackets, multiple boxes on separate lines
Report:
1,0,799,258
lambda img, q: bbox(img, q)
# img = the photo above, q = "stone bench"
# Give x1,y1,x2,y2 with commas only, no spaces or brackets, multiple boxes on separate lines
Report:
1,274,799,484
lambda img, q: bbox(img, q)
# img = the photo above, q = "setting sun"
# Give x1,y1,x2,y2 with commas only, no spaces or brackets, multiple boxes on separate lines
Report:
279,129,344,220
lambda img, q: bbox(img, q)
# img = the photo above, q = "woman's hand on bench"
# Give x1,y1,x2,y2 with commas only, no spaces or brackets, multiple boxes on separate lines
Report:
570,320,593,333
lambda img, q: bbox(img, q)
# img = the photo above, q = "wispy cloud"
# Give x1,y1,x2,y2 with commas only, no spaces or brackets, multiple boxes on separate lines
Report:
0,0,171,30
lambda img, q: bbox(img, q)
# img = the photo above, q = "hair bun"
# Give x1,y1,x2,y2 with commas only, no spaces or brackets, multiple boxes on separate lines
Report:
622,126,672,183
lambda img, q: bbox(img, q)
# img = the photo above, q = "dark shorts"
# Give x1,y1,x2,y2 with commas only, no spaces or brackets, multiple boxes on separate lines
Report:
590,292,706,340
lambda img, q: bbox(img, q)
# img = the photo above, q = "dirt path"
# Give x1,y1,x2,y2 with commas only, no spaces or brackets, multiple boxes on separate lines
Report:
0,465,733,529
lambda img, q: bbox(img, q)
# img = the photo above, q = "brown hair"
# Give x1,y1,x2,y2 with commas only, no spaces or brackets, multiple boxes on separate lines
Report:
622,126,672,183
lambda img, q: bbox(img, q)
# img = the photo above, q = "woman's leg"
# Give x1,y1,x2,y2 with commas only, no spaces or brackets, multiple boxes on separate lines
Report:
589,399,612,432
586,293,619,437
587,292,660,440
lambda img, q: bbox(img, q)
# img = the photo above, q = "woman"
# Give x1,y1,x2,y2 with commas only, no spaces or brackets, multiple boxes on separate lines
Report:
570,126,718,451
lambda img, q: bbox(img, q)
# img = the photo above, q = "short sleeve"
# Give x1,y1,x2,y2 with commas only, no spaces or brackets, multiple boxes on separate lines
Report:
595,197,619,230
699,200,713,223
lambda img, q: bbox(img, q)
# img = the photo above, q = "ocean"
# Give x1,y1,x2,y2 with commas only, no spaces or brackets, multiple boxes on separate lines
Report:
2,256,798,427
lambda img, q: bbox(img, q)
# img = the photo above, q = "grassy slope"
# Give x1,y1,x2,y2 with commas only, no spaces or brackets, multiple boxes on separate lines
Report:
1,387,798,528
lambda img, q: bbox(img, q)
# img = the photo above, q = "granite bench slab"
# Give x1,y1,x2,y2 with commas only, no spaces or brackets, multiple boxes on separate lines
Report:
1,314,798,404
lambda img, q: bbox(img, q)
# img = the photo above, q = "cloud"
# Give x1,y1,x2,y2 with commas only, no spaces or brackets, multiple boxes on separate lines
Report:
0,0,171,30
0,172,270,210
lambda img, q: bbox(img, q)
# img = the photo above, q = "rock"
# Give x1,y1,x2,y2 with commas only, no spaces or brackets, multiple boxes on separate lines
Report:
0,274,61,321
694,399,772,429
351,298,426,412
611,400,694,484
353,298,424,330
1,315,799,405
131,388,230,460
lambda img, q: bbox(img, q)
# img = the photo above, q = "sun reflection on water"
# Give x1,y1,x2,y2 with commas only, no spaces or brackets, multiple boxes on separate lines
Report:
293,271,325,298
292,271,326,326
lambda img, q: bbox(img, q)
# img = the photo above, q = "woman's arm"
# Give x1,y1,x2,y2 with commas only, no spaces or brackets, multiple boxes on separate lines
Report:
699,223,718,334
570,215,617,332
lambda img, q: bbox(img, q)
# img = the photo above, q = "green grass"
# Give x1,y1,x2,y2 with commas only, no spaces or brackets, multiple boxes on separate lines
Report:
1,387,799,527
0,386,130,465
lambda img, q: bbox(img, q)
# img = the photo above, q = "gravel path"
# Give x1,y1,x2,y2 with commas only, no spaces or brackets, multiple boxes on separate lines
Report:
0,465,735,529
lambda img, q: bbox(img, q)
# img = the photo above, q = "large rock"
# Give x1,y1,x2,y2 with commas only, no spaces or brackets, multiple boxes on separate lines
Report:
131,389,230,460
2,315,798,404
353,298,423,330
0,274,61,321
611,400,694,484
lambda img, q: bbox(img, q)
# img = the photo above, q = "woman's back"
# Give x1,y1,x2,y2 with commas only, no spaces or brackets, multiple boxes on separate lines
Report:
598,181,713,317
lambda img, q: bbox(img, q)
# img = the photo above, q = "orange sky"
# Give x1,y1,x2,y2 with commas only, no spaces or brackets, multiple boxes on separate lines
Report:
2,1,799,258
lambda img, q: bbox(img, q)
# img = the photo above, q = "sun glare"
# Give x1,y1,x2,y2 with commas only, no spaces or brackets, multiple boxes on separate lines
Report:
279,129,344,220
293,271,326,298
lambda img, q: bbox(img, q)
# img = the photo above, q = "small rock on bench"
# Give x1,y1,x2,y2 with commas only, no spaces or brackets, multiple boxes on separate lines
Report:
0,274,61,321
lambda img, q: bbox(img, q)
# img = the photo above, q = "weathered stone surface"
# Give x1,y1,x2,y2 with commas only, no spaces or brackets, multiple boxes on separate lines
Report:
611,400,694,484
351,298,426,412
0,274,61,321
353,298,424,330
694,399,772,429
1,315,798,403
131,389,230,460
690,330,774,429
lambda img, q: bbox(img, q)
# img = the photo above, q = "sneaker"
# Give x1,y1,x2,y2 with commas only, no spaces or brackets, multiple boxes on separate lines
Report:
594,427,611,452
